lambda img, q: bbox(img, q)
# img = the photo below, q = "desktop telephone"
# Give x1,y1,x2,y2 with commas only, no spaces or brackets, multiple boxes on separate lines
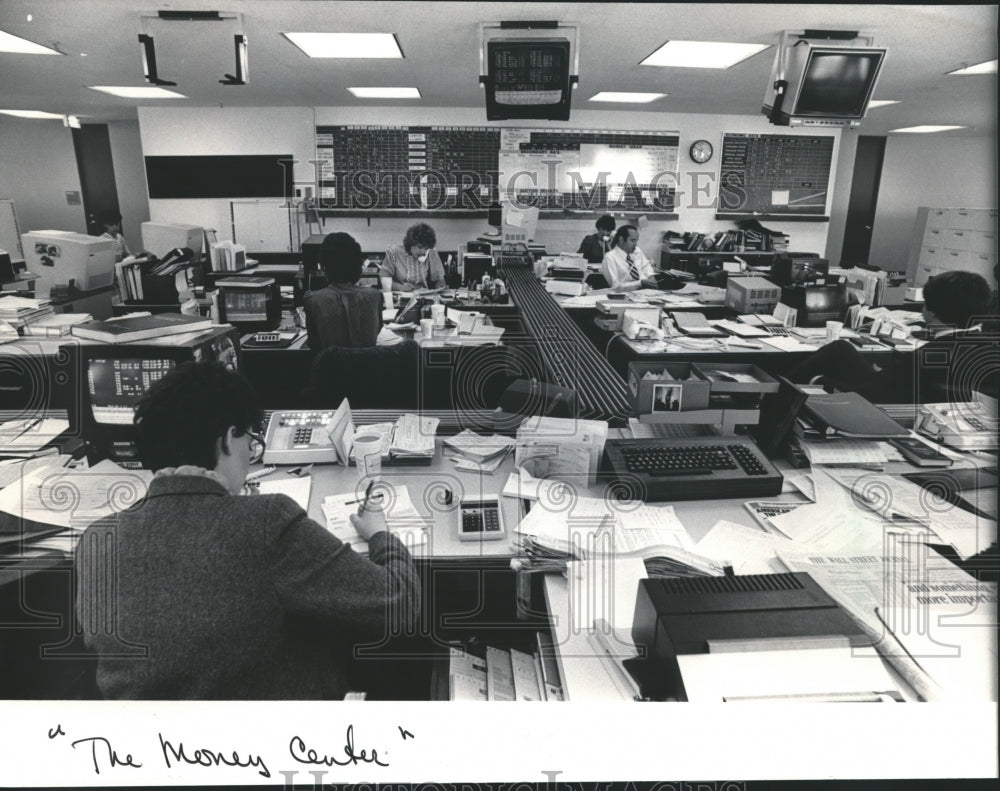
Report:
915,395,997,450
262,410,341,464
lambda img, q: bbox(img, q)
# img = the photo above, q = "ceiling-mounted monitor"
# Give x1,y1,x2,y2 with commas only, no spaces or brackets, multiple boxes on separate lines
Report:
763,34,886,127
480,22,579,121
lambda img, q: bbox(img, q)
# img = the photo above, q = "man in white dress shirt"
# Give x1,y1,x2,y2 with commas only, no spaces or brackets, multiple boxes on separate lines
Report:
600,225,659,291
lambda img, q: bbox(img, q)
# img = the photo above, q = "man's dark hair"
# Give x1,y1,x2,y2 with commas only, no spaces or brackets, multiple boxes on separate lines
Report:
596,215,616,233
320,232,363,283
612,224,637,247
135,361,262,471
98,209,122,227
403,222,436,254
923,270,993,327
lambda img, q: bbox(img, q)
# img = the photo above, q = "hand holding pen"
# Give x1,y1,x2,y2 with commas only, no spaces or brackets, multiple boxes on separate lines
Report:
349,480,388,540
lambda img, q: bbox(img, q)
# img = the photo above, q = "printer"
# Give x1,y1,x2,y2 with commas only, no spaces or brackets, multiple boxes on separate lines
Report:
629,572,901,701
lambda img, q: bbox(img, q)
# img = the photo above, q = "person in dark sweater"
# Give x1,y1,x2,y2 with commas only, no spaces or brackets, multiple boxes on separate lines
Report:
787,270,997,403
304,232,383,350
577,214,616,264
75,361,419,699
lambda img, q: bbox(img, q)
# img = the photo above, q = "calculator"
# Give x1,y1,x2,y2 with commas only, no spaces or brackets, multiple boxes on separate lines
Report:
457,495,505,542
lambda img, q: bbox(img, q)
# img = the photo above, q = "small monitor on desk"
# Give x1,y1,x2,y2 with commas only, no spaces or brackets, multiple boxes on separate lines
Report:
501,202,539,248
64,327,241,467
780,284,847,327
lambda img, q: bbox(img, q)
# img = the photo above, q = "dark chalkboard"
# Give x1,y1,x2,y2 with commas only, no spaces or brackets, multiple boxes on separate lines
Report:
145,155,294,199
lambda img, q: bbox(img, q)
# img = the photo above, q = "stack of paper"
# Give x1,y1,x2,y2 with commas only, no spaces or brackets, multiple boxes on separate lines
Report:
20,312,92,337
321,485,429,554
0,295,53,326
443,429,515,473
350,414,439,463
0,418,69,456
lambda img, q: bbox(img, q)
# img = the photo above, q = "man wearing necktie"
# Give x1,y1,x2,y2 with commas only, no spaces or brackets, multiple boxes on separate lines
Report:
600,224,662,291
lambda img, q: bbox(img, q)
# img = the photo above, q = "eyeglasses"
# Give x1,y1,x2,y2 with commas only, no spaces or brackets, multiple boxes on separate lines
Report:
247,431,266,464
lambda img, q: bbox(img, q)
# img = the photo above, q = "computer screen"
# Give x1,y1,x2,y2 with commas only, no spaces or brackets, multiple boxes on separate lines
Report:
222,290,267,323
485,38,572,121
87,358,176,425
794,49,885,118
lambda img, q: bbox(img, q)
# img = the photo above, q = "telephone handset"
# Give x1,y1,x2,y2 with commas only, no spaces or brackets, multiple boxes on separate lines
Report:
915,395,997,450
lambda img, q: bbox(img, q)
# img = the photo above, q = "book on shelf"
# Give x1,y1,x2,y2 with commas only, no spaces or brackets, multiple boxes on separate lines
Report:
71,312,213,343
21,312,93,337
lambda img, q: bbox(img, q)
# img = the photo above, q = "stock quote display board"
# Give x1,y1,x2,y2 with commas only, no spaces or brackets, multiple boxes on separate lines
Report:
718,133,834,219
314,126,679,213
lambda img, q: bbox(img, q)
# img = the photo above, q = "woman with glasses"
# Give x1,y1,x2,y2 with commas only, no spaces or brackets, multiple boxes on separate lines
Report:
75,360,420,700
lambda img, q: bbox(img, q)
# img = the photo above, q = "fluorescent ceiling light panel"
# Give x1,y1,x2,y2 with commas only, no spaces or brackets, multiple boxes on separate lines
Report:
641,40,769,69
866,100,899,109
588,91,665,103
0,109,66,119
283,32,402,58
348,87,420,98
890,125,967,134
948,59,997,75
89,86,187,99
0,29,61,54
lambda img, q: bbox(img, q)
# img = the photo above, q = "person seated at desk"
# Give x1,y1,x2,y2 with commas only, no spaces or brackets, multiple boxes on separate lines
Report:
380,222,446,293
601,225,683,292
577,214,616,264
304,232,383,349
98,209,131,263
786,270,997,402
75,361,420,699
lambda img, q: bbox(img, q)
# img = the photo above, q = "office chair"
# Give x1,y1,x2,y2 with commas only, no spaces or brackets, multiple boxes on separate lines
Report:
305,341,420,409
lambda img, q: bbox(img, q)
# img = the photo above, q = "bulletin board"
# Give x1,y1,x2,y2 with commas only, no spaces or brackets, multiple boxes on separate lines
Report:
717,132,834,220
314,125,679,214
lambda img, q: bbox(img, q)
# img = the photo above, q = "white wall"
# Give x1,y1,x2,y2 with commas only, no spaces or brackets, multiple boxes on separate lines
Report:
0,117,86,236
107,120,151,253
869,135,998,272
138,105,844,256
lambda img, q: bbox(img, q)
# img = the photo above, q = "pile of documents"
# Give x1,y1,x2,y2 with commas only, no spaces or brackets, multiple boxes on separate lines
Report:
447,638,563,701
0,295,53,327
20,312,92,337
350,414,439,463
442,429,515,473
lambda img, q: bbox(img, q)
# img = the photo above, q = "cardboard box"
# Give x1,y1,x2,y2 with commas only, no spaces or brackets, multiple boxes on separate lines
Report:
690,363,780,395
626,362,711,415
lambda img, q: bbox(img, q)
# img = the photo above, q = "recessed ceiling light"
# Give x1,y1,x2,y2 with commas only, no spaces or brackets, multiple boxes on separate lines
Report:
89,86,187,99
0,109,66,119
948,59,997,75
890,125,967,134
640,40,769,69
283,32,403,59
589,91,665,103
866,100,899,109
348,87,420,99
0,28,61,54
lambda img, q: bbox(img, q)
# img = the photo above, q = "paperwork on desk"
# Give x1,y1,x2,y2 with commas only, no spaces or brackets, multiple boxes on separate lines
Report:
255,475,312,510
321,485,428,554
442,429,514,472
0,418,69,456
0,458,152,529
694,519,792,576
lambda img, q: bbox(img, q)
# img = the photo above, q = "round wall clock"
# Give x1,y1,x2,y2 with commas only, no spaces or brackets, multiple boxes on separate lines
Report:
689,139,714,163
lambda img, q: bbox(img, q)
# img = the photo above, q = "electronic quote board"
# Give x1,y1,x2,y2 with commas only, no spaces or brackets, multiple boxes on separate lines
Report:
718,133,834,219
314,125,679,213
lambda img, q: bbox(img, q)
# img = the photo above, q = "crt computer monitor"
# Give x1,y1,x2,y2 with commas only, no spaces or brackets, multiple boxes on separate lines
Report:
500,202,539,248
65,326,241,468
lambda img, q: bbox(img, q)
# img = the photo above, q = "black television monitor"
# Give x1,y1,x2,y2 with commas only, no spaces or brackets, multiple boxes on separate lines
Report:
771,256,830,286
780,284,848,327
763,43,886,125
485,38,573,121
64,326,241,467
216,278,282,332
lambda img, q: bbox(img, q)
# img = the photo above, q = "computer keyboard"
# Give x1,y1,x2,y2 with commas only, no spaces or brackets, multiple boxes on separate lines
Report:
601,437,783,501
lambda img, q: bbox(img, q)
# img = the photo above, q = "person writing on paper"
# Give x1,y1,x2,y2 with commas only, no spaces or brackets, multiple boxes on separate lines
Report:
98,209,131,263
75,361,420,699
786,270,997,402
577,214,616,264
601,225,683,292
380,222,445,293
304,232,382,350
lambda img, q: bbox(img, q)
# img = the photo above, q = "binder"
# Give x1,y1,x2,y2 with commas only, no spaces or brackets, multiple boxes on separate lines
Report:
801,392,907,438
